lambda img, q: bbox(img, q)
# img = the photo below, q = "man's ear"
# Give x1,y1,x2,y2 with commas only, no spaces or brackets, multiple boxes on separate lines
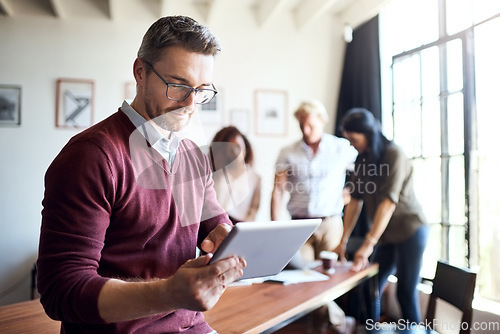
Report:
133,58,146,84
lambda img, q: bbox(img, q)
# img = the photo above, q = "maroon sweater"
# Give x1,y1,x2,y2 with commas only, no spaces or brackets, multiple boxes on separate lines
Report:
37,109,230,333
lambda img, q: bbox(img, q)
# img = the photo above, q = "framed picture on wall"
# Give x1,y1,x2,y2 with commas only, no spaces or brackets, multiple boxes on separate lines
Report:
56,78,94,128
124,81,136,100
230,108,250,135
198,88,223,125
0,85,21,126
255,89,287,136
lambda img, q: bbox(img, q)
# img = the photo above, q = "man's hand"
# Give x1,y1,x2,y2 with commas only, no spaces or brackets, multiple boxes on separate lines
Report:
271,172,287,221
200,223,232,254
97,222,245,323
165,253,246,311
98,249,246,323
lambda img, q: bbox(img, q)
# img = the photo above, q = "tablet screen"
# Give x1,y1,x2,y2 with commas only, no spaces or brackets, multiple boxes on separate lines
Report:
209,219,321,280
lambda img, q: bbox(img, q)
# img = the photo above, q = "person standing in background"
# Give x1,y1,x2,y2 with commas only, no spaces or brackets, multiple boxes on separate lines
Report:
209,126,261,224
271,100,357,261
271,100,358,333
335,108,429,324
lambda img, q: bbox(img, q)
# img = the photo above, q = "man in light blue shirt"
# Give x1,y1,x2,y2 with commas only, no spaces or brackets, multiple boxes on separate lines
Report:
271,100,357,260
271,100,357,333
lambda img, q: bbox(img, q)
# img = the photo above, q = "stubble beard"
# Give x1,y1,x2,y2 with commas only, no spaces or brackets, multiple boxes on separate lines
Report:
145,103,194,133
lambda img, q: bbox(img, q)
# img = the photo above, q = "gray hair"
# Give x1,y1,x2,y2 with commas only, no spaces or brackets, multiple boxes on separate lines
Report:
137,16,221,65
293,100,329,123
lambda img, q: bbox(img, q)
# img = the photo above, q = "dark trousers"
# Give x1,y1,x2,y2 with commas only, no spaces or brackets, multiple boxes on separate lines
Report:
363,224,429,323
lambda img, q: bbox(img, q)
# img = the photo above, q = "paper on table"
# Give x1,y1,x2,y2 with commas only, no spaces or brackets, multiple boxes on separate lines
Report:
265,269,330,285
229,269,331,286
230,277,267,286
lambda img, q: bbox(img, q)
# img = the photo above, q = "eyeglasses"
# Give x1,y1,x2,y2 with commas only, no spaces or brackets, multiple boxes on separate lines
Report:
144,60,217,105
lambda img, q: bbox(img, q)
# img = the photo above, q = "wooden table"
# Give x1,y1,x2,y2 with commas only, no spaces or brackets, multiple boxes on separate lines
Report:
204,263,379,334
0,299,60,334
0,263,377,334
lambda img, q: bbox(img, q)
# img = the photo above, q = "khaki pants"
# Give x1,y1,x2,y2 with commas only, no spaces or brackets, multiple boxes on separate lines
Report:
300,215,343,262
299,216,352,333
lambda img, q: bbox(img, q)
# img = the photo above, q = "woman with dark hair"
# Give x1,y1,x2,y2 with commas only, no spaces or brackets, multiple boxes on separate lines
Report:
334,108,429,324
209,126,261,223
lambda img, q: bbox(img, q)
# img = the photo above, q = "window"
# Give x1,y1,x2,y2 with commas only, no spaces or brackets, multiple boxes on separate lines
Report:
380,0,500,302
474,15,500,301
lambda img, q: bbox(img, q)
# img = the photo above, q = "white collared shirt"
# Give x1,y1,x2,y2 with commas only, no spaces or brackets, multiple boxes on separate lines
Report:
275,134,357,217
153,135,180,167
121,100,180,167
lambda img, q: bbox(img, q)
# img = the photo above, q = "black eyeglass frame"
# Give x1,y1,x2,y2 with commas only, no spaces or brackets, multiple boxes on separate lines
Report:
143,60,218,105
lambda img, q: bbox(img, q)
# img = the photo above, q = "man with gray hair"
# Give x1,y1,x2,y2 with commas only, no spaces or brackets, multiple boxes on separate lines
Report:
271,99,357,333
272,100,357,259
38,16,245,333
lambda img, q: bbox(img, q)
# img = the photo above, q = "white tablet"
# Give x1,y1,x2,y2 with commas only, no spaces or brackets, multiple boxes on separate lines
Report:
209,219,321,280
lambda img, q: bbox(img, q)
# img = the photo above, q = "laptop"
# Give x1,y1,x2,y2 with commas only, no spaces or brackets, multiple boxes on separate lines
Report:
209,219,321,280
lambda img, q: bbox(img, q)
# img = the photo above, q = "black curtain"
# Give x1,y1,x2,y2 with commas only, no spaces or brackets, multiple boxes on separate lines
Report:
335,15,382,245
334,16,382,321
335,15,381,136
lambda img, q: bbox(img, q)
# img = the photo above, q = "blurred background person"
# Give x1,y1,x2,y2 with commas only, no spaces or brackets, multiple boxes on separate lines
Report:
209,126,261,224
271,100,358,334
271,100,357,261
336,108,429,323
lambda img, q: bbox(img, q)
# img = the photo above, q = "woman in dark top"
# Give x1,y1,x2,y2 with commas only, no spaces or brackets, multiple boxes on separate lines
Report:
334,108,429,323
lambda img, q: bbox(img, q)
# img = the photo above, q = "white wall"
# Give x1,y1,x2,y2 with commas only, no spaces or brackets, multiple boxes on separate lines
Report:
0,1,346,305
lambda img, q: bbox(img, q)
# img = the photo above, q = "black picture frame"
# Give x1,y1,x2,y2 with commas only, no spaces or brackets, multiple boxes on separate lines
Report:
56,78,94,128
0,85,21,126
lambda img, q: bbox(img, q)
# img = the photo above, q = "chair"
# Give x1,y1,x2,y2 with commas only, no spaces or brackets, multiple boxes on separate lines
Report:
424,260,477,334
366,260,476,334
31,262,39,300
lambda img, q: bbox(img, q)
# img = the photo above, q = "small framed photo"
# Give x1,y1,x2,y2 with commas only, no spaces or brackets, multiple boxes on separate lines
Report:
0,85,21,126
124,81,136,100
255,89,287,136
230,109,251,135
198,88,223,125
56,78,94,128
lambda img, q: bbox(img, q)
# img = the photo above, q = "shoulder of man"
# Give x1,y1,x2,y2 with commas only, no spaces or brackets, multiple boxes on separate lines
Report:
66,111,130,151
322,133,352,149
179,138,213,167
278,139,303,154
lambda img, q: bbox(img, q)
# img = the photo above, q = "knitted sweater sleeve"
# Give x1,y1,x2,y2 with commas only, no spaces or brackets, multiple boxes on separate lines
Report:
37,139,113,324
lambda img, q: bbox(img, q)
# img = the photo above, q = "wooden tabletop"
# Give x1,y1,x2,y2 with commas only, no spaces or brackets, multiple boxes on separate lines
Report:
204,263,379,334
0,299,60,334
0,263,377,334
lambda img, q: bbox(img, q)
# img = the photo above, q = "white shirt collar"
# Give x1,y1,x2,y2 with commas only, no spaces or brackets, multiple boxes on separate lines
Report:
121,100,181,165
121,100,181,147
